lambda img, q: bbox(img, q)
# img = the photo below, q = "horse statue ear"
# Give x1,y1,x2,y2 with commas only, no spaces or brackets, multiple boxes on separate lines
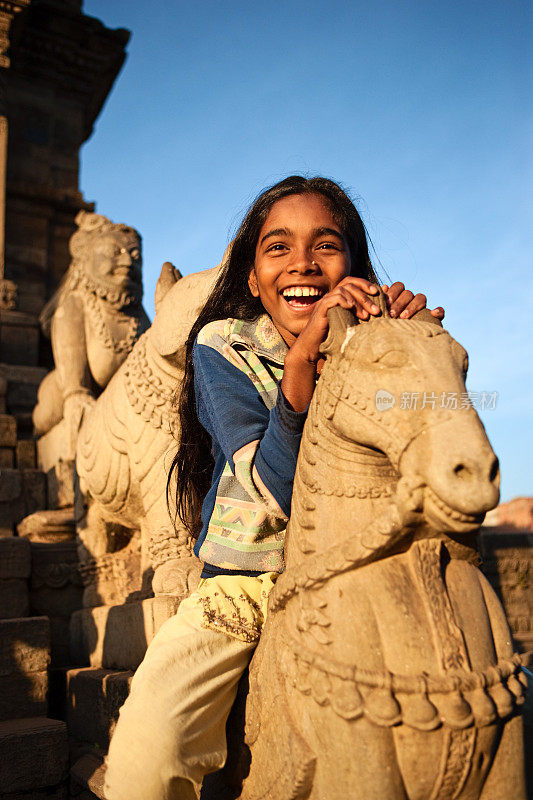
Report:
320,306,357,357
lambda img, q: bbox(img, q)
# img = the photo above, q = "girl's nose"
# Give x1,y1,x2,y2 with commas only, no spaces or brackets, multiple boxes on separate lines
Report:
287,253,320,274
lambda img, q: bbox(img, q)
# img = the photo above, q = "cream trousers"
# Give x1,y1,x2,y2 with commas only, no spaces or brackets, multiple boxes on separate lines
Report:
104,572,277,800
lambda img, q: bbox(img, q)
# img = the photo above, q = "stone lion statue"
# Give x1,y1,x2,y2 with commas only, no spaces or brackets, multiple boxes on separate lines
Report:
33,211,150,450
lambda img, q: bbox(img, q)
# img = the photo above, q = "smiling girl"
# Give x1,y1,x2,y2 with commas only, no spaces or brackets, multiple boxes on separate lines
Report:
104,176,444,800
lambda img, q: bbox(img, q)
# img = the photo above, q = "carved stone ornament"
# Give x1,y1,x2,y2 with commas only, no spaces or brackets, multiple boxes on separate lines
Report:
237,301,527,800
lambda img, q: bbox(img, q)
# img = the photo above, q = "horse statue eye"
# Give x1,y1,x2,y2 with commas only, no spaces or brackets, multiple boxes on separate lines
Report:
374,350,408,368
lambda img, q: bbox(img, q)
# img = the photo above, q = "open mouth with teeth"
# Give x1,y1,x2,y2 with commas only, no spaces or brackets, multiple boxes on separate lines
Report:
281,286,325,309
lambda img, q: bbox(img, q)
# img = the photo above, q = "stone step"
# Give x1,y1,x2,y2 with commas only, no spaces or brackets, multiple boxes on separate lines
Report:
0,537,31,619
0,717,68,795
70,596,181,670
0,616,50,720
67,667,133,751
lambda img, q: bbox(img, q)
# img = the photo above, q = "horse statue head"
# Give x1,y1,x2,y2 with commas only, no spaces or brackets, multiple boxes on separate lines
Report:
315,298,500,537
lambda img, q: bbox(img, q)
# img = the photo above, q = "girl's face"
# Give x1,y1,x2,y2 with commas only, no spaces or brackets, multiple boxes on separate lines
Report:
249,193,351,346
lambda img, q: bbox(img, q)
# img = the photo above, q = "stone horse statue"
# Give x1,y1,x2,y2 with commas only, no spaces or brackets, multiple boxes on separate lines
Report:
238,301,526,800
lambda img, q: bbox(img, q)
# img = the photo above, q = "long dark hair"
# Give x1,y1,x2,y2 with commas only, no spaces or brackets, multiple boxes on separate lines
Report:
168,175,379,537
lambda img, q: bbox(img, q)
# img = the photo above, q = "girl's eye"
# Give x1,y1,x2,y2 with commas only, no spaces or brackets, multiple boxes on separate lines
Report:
266,243,287,252
316,242,339,250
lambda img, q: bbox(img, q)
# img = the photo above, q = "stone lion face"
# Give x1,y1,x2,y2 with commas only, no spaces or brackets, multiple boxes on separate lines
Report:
85,230,142,293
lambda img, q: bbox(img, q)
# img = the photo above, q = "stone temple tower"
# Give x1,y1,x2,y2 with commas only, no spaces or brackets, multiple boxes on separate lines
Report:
0,5,130,797
0,0,129,434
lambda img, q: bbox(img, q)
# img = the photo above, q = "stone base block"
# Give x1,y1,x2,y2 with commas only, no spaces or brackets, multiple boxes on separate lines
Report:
0,717,68,794
67,667,133,750
0,578,29,619
70,596,181,670
0,616,50,720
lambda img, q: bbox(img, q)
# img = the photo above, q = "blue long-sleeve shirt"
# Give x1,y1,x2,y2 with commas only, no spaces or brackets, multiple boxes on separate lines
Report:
192,314,308,577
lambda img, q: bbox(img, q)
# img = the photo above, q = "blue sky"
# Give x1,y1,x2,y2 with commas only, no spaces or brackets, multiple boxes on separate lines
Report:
82,0,531,502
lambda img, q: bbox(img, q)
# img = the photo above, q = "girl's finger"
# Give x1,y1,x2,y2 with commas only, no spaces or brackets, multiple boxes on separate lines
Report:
386,282,405,304
321,288,370,320
342,284,380,315
430,306,445,319
390,289,415,317
399,293,427,319
339,276,379,295
381,284,389,293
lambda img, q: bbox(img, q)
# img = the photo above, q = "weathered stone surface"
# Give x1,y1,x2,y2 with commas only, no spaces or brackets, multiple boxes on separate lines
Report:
70,596,181,669
0,718,68,793
0,578,29,619
0,445,14,466
0,537,31,578
16,439,36,469
479,530,533,653
67,667,133,749
0,616,50,719
0,413,17,446
0,616,50,675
